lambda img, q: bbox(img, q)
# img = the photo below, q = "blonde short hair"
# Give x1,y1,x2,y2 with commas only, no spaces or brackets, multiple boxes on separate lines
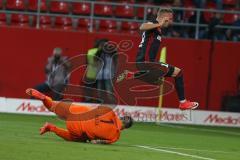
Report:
157,7,173,16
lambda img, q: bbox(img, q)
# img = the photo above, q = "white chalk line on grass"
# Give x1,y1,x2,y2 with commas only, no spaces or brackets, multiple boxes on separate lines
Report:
152,146,234,154
134,145,216,160
120,142,236,154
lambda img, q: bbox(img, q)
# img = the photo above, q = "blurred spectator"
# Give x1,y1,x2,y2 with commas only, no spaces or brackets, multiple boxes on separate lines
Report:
193,0,206,8
146,7,158,21
233,15,240,41
223,29,236,41
215,0,223,9
84,39,107,103
171,29,181,37
173,0,184,22
193,0,222,9
188,10,205,24
207,12,222,39
168,26,188,38
233,16,240,27
187,9,205,38
199,12,225,40
34,48,70,100
96,40,118,103
234,33,240,41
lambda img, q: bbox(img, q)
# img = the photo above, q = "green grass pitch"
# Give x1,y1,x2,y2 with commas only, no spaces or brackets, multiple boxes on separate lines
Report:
0,113,240,160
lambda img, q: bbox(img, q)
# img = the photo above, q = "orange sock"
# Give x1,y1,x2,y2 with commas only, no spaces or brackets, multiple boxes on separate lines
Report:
50,126,74,141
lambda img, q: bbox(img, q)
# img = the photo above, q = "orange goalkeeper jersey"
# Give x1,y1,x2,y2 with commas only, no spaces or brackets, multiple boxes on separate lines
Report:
65,105,122,144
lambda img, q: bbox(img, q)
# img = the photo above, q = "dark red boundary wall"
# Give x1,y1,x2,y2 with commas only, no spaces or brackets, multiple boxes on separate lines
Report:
0,27,239,110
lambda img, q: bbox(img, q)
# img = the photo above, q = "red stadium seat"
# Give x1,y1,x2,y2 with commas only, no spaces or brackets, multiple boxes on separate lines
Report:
118,0,134,3
72,2,91,15
95,4,113,16
50,1,69,14
0,0,3,9
0,13,7,26
223,8,238,24
183,0,195,6
223,0,237,5
115,3,134,18
136,3,153,19
203,2,217,23
183,4,195,21
6,0,25,10
11,14,29,27
28,0,47,12
205,1,217,8
39,16,51,29
77,18,90,32
32,15,52,28
99,20,117,33
121,21,139,34
55,16,72,30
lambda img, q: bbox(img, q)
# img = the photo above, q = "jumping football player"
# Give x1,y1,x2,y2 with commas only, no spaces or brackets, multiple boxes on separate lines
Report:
26,88,133,144
136,8,198,110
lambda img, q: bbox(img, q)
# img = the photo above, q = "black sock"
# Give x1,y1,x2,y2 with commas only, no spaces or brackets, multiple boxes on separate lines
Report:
175,74,185,101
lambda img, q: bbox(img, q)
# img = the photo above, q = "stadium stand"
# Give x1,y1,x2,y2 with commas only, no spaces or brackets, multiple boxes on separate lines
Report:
203,2,217,23
54,16,72,30
98,19,117,33
94,4,113,16
40,15,52,29
0,0,240,41
50,1,69,14
0,13,6,26
11,14,30,27
121,21,139,34
0,0,3,9
32,15,52,29
223,8,239,24
115,3,135,18
183,2,196,22
72,2,91,15
77,18,90,32
6,0,25,10
223,0,237,5
136,2,153,19
28,0,47,12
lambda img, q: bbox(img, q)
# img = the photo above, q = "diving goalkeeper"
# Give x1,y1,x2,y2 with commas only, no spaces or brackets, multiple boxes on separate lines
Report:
26,88,133,144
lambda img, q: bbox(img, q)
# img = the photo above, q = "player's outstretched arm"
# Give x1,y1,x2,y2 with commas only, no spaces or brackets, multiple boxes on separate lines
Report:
90,139,111,144
90,137,118,144
139,22,160,31
139,17,170,31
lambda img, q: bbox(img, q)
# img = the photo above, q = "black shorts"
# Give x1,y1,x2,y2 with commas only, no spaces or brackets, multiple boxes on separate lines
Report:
135,62,175,83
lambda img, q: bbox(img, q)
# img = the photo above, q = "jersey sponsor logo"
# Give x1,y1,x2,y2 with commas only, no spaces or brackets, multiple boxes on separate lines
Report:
139,32,146,48
157,35,162,41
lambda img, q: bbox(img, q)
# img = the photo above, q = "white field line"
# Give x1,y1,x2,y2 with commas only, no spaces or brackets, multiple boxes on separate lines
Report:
120,142,236,154
134,145,216,160
152,146,234,154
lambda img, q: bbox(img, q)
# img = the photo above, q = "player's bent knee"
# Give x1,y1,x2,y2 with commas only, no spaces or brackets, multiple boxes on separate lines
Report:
173,67,182,77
